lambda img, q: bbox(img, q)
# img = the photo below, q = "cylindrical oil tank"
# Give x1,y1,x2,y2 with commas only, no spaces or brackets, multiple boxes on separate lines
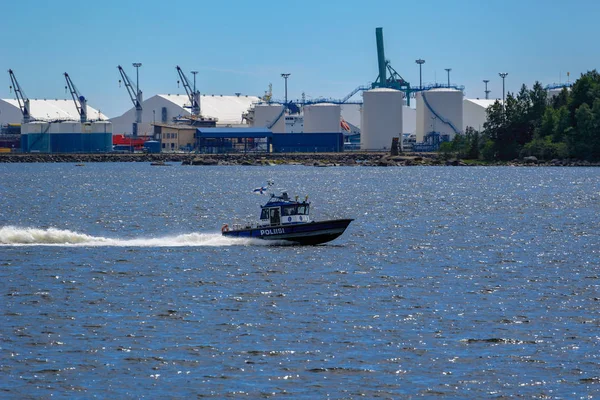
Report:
51,122,81,153
547,87,571,99
252,103,285,133
20,121,113,153
91,121,113,134
89,121,113,152
416,88,463,142
361,88,403,150
303,103,341,133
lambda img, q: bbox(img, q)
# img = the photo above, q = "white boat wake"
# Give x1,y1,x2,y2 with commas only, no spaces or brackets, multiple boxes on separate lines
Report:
0,226,265,247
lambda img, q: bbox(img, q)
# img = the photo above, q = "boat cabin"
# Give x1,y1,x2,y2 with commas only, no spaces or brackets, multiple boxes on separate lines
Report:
259,192,311,226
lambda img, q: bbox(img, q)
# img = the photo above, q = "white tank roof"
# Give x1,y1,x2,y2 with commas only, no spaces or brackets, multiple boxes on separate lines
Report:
159,94,261,125
1,98,109,121
427,88,463,93
366,88,402,93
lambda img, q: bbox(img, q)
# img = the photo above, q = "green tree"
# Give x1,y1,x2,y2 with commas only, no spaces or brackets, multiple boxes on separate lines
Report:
521,136,568,160
530,82,548,127
480,139,496,161
464,126,480,159
551,87,569,109
537,107,557,138
554,106,570,143
569,70,600,123
569,103,595,159
477,71,600,162
439,141,453,160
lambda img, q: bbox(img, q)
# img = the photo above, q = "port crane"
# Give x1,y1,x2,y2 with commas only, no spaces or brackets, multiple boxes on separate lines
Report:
176,66,200,116
117,65,143,136
8,69,32,123
64,72,88,123
371,27,413,105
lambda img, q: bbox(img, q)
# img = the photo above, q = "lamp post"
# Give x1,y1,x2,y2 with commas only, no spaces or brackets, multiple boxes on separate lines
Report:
415,59,425,89
445,68,452,87
281,73,291,111
499,72,508,115
483,79,490,99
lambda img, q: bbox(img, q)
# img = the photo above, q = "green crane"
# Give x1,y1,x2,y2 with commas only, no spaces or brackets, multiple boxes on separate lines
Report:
372,27,413,105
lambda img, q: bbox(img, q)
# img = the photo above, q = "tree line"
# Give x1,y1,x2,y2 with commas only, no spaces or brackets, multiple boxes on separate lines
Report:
440,70,600,161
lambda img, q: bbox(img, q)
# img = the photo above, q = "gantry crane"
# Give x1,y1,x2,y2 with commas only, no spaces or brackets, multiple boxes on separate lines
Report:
371,27,412,105
8,69,32,123
117,65,143,136
176,66,200,116
64,72,88,123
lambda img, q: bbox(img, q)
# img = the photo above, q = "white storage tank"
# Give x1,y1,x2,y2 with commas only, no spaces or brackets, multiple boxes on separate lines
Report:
361,88,403,150
547,86,571,99
92,120,113,134
21,120,113,153
402,106,416,134
416,88,463,142
303,103,341,133
252,103,285,133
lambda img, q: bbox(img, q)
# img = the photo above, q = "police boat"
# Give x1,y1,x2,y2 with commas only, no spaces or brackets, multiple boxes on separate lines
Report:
221,192,353,245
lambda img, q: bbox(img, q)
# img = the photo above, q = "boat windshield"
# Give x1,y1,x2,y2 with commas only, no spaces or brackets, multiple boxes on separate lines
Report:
282,205,297,216
296,204,309,215
261,200,309,220
260,208,269,220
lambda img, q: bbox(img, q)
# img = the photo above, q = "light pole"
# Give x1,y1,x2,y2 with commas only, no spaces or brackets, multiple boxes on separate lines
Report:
445,68,452,87
415,59,425,89
483,79,490,99
499,72,508,115
281,73,291,110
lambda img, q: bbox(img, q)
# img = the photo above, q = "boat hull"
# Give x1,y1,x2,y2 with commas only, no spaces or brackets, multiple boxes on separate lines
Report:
222,219,354,245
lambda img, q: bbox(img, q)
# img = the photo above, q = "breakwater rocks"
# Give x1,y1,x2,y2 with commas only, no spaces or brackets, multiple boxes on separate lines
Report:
0,152,438,166
0,152,598,167
182,153,444,167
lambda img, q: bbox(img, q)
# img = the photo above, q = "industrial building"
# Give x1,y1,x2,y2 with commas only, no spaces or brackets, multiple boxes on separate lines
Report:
241,102,346,152
4,27,575,155
0,98,113,153
463,98,497,132
110,94,261,136
194,127,342,153
0,99,109,126
2,70,112,153
152,119,216,152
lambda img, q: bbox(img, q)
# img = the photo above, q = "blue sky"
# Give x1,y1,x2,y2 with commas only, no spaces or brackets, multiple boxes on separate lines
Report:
1,0,598,117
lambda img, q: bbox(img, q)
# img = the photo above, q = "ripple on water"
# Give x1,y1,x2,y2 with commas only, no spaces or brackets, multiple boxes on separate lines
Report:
0,165,599,398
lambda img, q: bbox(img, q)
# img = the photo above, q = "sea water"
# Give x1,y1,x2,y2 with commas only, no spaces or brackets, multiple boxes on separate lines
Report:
1,163,599,398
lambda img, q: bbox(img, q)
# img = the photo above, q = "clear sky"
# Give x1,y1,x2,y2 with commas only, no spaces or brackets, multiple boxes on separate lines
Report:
1,0,598,117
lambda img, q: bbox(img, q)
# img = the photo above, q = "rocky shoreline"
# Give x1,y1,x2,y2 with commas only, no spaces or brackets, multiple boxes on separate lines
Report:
0,152,598,167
